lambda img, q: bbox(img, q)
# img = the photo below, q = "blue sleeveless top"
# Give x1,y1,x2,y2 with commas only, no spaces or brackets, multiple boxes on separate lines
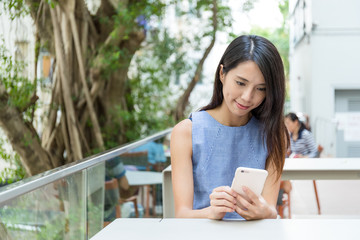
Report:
191,111,268,219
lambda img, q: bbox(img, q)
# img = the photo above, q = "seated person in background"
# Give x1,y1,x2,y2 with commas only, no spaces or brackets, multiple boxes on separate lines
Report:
106,157,129,191
278,113,319,217
284,112,318,158
104,157,130,221
133,141,166,171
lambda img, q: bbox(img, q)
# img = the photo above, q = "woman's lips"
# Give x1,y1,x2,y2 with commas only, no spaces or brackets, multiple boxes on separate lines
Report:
235,101,250,110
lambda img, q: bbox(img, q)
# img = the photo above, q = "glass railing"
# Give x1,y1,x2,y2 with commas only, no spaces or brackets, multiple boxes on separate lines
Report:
0,128,172,240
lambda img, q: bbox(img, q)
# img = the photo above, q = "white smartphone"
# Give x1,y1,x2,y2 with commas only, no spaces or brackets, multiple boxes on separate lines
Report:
231,167,268,197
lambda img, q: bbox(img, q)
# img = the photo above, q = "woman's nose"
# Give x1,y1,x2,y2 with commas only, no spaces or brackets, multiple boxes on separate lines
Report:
241,88,253,102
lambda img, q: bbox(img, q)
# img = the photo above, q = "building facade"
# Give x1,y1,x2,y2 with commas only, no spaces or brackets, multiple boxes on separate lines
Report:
289,0,360,157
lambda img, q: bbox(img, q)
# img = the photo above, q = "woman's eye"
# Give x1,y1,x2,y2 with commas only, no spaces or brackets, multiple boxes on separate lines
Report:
258,87,266,91
236,81,245,86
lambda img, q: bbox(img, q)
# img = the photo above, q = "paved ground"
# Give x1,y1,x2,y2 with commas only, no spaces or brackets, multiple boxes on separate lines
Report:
286,180,360,219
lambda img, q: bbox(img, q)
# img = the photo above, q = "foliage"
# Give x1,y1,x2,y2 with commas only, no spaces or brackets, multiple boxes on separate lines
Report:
92,1,173,148
0,42,37,121
249,0,290,101
0,0,29,20
0,43,30,183
0,0,251,176
101,0,233,143
95,1,166,78
122,30,187,141
0,141,26,184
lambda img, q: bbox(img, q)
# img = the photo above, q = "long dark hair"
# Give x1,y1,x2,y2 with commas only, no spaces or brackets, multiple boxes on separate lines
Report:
201,35,289,178
285,112,306,133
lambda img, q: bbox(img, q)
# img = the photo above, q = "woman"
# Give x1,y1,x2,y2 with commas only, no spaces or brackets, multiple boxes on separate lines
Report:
284,112,318,158
171,35,289,220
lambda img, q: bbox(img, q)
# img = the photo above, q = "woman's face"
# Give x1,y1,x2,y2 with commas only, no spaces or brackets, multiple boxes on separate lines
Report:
284,117,297,133
220,61,266,120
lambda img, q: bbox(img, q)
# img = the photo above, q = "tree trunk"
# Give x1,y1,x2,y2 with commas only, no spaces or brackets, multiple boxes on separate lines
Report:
102,32,146,144
173,0,218,121
69,7,104,150
0,83,54,175
0,0,225,176
50,5,83,161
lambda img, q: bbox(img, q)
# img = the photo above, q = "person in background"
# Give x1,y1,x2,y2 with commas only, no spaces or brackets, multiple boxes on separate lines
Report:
171,35,289,220
106,158,129,191
295,112,311,132
104,158,130,221
133,141,166,171
278,113,319,217
284,112,318,158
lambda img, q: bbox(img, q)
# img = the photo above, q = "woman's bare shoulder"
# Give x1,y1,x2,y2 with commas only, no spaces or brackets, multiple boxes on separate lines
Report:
171,119,193,165
172,119,192,138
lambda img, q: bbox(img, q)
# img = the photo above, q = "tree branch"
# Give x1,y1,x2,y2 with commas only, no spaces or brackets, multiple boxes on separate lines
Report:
174,0,218,121
0,82,54,175
68,3,104,150
19,94,39,113
42,65,60,146
50,5,83,160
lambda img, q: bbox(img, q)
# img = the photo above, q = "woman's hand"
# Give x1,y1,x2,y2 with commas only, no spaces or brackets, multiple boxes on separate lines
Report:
208,186,238,220
235,186,277,220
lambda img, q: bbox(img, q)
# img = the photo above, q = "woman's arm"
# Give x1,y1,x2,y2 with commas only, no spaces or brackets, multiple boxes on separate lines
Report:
234,161,280,220
171,119,237,219
171,119,207,218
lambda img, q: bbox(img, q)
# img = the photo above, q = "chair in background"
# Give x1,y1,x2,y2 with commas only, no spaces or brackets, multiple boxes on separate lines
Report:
104,179,121,227
119,151,156,217
119,151,150,171
132,141,168,172
313,144,324,215
103,178,139,227
278,144,324,218
277,180,292,218
313,180,321,215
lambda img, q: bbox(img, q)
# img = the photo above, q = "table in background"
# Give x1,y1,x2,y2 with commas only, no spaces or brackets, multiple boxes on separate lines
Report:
126,170,162,186
91,218,360,240
281,158,360,180
125,170,162,217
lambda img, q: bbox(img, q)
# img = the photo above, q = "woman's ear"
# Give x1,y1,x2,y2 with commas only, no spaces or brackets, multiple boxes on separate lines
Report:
219,64,225,83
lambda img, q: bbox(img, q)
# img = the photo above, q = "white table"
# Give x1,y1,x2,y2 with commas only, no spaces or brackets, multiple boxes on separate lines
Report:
126,170,162,186
125,170,163,217
281,158,360,180
162,158,360,217
91,218,360,240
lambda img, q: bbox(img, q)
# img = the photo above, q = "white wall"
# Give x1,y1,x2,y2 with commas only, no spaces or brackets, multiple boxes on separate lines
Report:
289,39,312,114
312,0,360,29
0,12,35,79
311,35,360,121
289,0,360,156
